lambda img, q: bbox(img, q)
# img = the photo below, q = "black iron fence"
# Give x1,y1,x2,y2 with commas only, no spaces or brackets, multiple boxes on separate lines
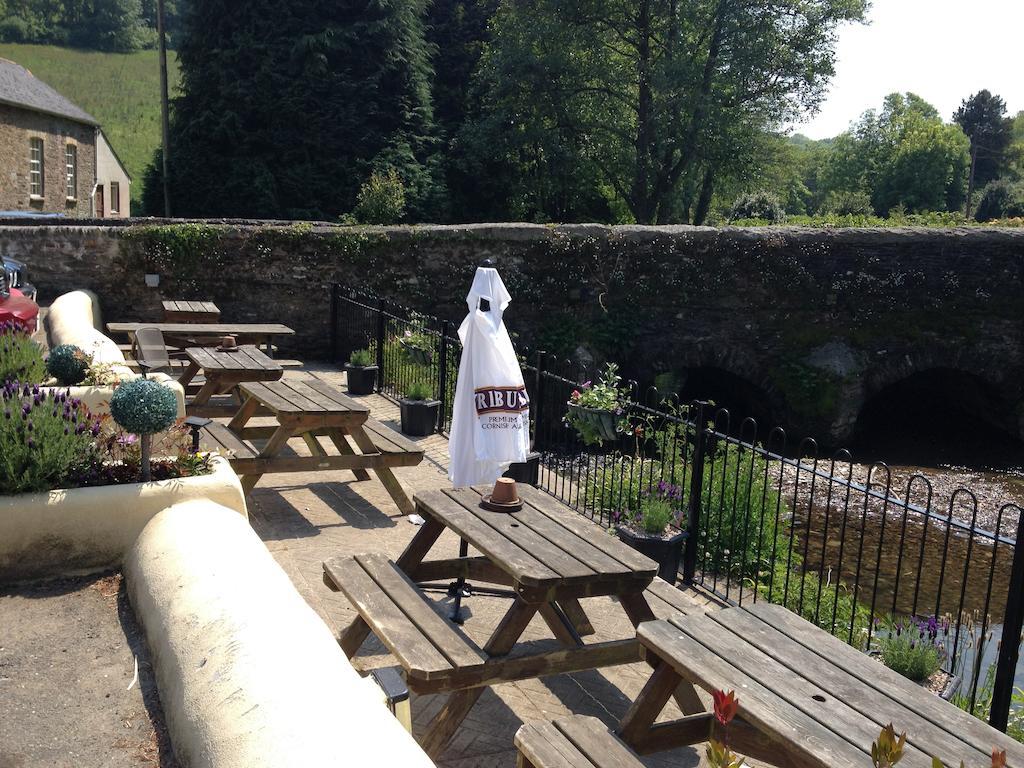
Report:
329,283,1024,733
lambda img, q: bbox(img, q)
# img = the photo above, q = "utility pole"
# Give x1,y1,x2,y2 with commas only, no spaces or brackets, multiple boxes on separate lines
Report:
157,0,172,218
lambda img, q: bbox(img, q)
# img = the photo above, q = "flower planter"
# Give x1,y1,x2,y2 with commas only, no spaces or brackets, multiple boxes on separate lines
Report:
566,402,619,442
400,341,433,366
344,364,378,396
0,455,245,583
615,525,688,585
400,398,441,437
867,650,961,700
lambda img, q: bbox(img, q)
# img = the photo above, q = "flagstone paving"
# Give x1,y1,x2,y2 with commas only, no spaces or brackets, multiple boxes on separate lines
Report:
245,366,748,768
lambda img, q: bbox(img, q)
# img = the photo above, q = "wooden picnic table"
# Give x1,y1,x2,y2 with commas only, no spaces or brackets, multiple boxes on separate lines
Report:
162,299,220,323
178,345,283,409
200,378,421,511
327,485,676,758
106,322,294,356
618,602,1024,767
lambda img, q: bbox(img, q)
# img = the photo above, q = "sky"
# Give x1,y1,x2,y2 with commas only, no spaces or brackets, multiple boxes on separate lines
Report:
789,0,1024,140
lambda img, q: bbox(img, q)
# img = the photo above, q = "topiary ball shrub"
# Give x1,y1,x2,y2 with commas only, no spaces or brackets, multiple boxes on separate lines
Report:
46,344,91,386
110,378,179,436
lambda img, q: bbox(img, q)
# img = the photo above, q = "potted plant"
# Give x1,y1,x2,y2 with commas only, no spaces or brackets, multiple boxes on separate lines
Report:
615,481,688,584
399,380,440,436
399,313,434,365
564,362,630,446
870,614,961,700
344,348,378,395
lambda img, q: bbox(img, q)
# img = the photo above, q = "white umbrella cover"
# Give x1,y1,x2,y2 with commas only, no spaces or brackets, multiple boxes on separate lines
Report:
448,266,530,488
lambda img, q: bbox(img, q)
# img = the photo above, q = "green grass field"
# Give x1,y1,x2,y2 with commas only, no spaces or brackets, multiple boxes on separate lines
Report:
0,43,181,211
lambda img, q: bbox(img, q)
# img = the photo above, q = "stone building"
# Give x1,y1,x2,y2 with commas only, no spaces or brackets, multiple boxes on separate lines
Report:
0,57,127,217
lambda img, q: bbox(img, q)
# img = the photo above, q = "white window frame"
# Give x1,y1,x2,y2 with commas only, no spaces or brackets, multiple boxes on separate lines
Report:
110,181,120,214
29,138,44,198
65,144,77,200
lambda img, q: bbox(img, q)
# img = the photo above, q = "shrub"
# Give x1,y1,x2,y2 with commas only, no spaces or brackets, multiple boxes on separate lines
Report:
875,615,946,682
759,561,873,644
0,320,46,385
0,383,100,494
404,380,433,401
820,190,874,216
729,191,786,223
110,378,180,481
619,481,685,536
0,16,32,43
349,348,374,367
352,168,406,224
46,344,91,386
975,179,1024,222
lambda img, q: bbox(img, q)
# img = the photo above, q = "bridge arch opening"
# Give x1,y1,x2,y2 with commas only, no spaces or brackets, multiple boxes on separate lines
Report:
852,368,1023,468
677,366,775,432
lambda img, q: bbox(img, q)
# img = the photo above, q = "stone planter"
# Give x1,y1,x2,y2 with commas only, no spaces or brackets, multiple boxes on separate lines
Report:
0,455,245,583
344,364,378,396
400,341,433,366
566,402,619,443
615,525,688,585
400,398,441,437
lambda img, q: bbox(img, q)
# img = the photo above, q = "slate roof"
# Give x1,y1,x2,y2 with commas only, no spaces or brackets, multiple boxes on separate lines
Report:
0,58,98,126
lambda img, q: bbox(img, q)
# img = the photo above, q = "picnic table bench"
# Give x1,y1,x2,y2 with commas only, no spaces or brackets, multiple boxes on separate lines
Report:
178,345,283,415
198,378,422,511
107,322,294,357
324,485,707,759
517,602,1024,768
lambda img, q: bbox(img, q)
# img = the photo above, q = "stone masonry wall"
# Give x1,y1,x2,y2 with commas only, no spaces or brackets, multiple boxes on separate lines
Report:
0,104,95,217
1,220,1023,441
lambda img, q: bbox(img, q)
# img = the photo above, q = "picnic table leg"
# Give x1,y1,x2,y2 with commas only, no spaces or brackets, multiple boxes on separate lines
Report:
347,425,415,515
538,602,583,646
617,659,714,755
396,515,445,572
228,393,262,432
326,427,371,481
620,592,705,716
177,360,200,389
419,598,540,759
556,598,596,637
190,373,223,407
239,423,294,495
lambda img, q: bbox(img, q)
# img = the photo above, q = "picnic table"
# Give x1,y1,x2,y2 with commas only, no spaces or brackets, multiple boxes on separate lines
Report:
614,602,1024,767
198,378,422,509
178,345,283,410
323,485,702,758
162,299,220,323
106,322,294,356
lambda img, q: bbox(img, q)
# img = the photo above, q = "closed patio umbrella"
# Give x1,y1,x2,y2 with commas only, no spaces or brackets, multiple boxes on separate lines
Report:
448,260,530,488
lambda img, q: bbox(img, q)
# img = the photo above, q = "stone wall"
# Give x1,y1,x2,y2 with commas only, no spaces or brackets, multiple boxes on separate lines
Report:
2,220,1023,441
0,104,95,216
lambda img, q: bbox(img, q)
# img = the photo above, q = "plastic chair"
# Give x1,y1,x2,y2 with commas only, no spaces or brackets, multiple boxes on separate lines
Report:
132,326,172,376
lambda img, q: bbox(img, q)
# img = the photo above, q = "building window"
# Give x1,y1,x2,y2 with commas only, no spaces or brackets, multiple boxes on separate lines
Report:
65,144,77,199
29,138,44,197
110,181,120,214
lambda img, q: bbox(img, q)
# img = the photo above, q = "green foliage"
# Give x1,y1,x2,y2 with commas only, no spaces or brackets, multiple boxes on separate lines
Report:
820,190,873,216
729,192,785,223
404,379,432,401
0,383,99,494
875,616,945,682
150,0,441,221
954,90,1014,189
621,481,686,536
0,320,46,385
759,561,873,644
353,169,407,224
110,378,178,435
120,223,226,293
975,179,1024,222
0,0,159,51
348,348,374,367
0,43,181,210
564,363,630,446
46,344,90,386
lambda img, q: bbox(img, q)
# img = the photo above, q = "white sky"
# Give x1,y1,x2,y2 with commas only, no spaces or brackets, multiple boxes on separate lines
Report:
789,0,1024,139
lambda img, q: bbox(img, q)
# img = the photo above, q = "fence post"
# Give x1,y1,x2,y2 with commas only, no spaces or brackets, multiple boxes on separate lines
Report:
990,512,1024,731
375,297,386,393
682,400,708,584
532,350,547,452
437,320,450,433
329,283,339,363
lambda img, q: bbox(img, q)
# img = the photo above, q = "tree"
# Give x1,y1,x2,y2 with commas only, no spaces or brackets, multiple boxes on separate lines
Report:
145,0,441,220
954,90,1014,189
463,0,866,224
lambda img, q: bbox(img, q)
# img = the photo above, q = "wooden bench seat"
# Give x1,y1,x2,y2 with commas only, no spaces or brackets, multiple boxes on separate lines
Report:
323,553,488,691
515,716,645,768
642,577,705,620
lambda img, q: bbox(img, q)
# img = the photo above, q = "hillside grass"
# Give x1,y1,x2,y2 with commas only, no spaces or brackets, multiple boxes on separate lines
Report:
0,43,181,211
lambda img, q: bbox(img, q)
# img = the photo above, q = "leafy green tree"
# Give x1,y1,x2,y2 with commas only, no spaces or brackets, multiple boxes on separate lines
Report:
145,0,441,220
1007,111,1024,181
974,179,1024,222
463,0,866,225
954,90,1014,189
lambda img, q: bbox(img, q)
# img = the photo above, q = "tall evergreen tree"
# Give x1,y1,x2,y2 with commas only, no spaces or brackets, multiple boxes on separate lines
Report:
954,90,1014,189
145,0,440,220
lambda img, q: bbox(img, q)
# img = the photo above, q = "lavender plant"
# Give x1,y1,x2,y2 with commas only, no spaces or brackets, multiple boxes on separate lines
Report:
0,320,46,386
620,480,687,536
0,382,100,494
876,615,948,682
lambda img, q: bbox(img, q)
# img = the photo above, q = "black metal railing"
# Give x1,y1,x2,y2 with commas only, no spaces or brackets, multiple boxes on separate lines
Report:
330,283,1024,733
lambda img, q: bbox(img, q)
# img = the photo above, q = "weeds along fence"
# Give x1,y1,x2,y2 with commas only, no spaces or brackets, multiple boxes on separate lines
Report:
330,283,1024,732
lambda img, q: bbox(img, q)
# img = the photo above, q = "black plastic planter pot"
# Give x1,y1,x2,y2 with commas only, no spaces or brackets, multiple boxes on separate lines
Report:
400,398,441,436
344,364,378,395
615,526,688,585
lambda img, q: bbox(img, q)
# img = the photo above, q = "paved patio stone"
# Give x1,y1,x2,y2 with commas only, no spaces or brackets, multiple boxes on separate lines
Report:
240,366,750,768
